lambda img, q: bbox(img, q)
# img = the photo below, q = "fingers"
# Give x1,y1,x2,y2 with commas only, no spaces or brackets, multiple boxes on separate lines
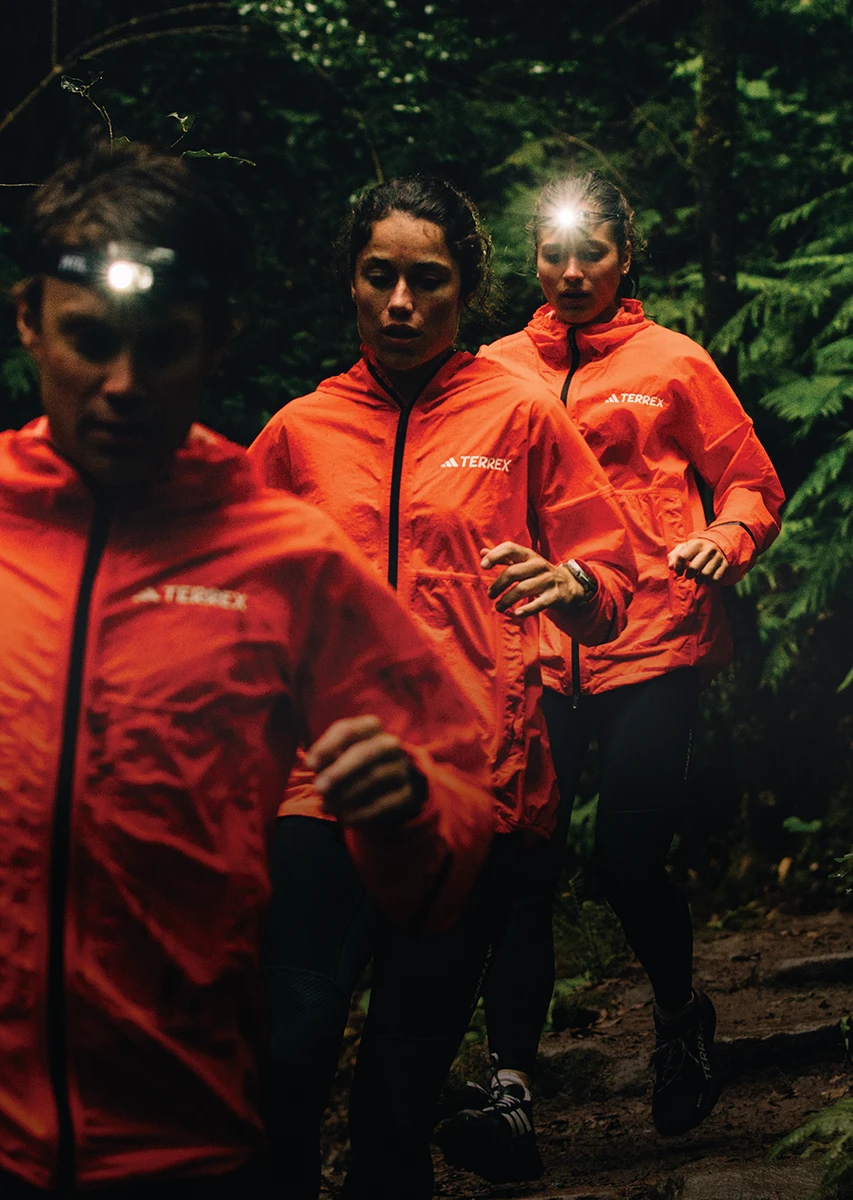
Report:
490,569,553,613
305,716,417,827
510,584,565,617
480,542,537,570
668,539,728,581
304,714,383,773
481,544,551,610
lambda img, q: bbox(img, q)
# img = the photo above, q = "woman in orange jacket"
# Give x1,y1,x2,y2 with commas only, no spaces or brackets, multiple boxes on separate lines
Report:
249,176,637,1200
435,172,785,1183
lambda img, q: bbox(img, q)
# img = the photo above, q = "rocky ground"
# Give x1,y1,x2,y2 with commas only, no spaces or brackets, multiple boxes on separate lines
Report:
319,908,853,1199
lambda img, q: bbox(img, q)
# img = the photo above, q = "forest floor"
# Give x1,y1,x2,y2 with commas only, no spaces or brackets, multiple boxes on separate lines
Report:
318,906,853,1200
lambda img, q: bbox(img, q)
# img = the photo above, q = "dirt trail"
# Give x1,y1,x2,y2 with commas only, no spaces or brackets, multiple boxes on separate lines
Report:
318,909,853,1199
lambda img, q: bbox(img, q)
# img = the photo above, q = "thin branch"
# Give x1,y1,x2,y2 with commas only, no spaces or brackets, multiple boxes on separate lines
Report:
85,95,114,144
639,117,689,169
51,0,59,67
348,110,384,184
558,134,631,185
602,0,661,35
78,25,245,62
0,6,236,138
68,3,230,60
254,21,386,183
0,182,40,187
0,65,63,136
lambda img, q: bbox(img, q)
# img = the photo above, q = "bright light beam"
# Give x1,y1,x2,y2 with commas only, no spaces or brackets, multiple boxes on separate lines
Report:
555,207,581,229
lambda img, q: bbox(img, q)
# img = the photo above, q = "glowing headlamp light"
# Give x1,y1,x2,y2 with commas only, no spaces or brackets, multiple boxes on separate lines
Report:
105,259,154,293
551,208,619,232
40,242,211,300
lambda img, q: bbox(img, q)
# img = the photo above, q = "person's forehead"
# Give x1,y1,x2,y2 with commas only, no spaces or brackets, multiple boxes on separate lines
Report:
539,221,616,249
361,212,455,264
41,276,205,329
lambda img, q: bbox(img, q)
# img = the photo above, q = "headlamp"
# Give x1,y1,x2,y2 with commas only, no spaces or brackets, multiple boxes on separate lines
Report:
552,208,619,232
37,242,212,301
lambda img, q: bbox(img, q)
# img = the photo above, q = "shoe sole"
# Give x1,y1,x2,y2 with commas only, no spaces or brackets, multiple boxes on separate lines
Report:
653,1076,723,1136
434,1113,544,1183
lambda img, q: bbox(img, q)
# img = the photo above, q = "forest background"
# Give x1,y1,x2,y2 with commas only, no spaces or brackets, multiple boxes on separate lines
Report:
1,0,852,918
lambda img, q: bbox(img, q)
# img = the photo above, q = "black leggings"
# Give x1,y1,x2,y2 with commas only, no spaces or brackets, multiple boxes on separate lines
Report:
484,668,700,1074
262,816,516,1200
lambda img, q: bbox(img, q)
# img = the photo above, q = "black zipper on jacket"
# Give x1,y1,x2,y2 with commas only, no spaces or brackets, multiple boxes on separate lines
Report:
387,402,412,591
559,327,580,408
366,360,440,591
367,355,458,935
48,501,111,1193
560,328,583,705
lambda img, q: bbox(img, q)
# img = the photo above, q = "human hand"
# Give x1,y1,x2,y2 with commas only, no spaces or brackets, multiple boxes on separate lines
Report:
305,715,423,827
667,537,728,582
480,542,588,618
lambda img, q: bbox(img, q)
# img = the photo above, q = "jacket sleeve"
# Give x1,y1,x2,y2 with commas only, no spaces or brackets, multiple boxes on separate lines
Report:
673,348,785,583
286,527,494,933
247,412,294,490
526,400,637,645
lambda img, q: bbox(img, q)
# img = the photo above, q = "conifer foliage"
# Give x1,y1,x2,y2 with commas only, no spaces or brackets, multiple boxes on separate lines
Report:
718,182,853,692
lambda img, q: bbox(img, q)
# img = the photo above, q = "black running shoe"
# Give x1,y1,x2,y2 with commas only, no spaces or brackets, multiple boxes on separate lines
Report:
651,989,721,1136
434,1054,544,1183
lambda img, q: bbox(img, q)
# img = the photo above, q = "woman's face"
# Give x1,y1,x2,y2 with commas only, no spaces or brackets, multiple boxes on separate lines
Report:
536,216,631,326
351,211,463,376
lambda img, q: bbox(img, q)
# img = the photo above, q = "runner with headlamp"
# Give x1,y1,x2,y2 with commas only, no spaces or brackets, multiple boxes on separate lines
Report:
0,142,494,1198
435,171,784,1183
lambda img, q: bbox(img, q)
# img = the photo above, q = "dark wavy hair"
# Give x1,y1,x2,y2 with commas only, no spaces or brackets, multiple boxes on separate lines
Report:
533,172,645,298
342,175,494,317
17,140,250,338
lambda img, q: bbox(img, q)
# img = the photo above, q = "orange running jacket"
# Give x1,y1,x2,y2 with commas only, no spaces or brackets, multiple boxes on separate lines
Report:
481,299,784,695
249,349,637,836
0,418,493,1191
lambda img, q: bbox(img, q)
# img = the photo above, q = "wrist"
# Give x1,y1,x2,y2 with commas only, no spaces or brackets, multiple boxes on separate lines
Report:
560,558,598,607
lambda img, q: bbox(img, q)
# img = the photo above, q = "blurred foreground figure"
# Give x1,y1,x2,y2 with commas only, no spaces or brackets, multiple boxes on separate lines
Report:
0,142,492,1198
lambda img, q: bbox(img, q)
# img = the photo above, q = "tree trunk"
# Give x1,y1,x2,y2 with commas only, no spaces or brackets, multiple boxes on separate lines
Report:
693,0,739,383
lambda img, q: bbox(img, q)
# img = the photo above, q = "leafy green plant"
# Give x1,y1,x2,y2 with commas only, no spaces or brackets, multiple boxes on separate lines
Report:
718,181,853,692
552,875,628,983
770,1095,853,1198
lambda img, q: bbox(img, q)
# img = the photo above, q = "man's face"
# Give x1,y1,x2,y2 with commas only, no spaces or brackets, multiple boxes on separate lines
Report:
17,277,219,491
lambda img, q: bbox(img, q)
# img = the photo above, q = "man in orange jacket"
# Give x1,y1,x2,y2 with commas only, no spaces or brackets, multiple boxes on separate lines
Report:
0,141,493,1198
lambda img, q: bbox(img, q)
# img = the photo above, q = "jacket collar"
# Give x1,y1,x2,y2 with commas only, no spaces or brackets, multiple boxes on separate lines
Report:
320,347,475,410
524,297,652,367
0,416,258,518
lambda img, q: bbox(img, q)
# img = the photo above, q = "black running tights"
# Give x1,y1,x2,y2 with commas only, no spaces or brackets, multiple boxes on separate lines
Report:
483,668,700,1075
262,816,516,1200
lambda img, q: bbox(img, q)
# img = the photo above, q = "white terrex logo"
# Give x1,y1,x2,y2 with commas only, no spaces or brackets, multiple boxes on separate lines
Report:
440,454,513,472
605,391,665,408
132,584,248,611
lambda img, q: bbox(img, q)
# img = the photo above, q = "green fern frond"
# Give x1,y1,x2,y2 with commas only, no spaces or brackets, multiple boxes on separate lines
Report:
785,432,853,515
769,182,853,234
770,1097,853,1161
780,253,853,273
760,375,850,433
823,295,853,340
814,338,853,371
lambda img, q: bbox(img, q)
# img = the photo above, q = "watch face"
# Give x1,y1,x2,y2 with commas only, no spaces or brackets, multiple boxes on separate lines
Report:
567,559,597,596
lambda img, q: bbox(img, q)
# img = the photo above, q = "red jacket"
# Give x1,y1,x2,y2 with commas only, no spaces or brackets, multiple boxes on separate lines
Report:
249,350,636,835
0,418,493,1190
482,300,784,694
